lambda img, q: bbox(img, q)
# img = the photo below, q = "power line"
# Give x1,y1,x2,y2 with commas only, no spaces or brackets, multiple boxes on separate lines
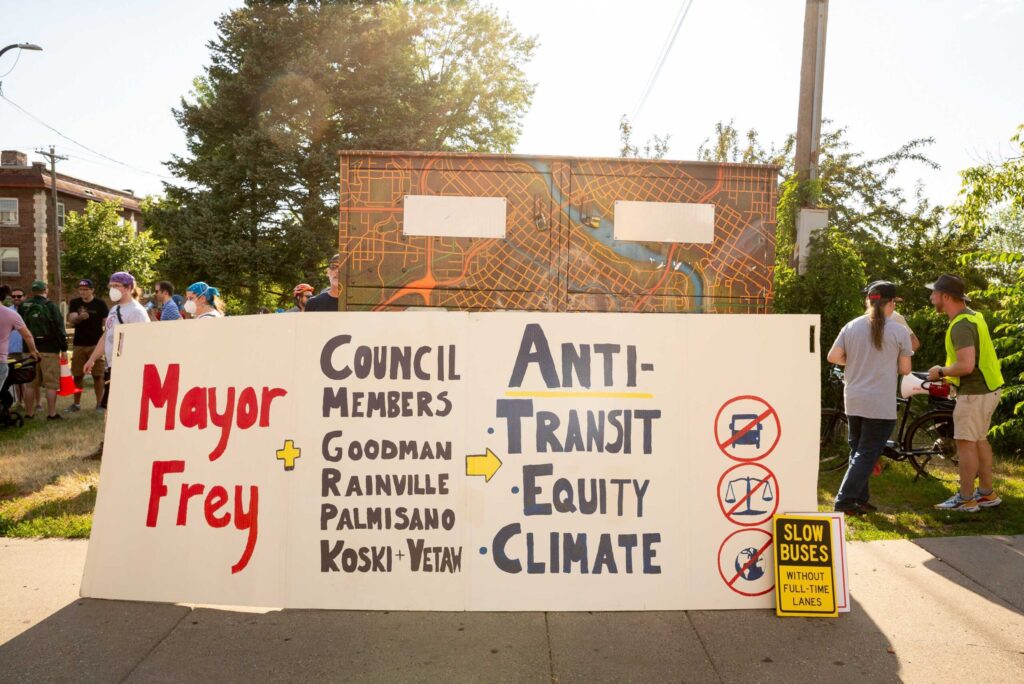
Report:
0,88,176,181
630,0,696,123
0,49,23,79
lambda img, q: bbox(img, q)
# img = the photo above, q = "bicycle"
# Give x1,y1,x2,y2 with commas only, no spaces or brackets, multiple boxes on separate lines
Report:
820,366,958,481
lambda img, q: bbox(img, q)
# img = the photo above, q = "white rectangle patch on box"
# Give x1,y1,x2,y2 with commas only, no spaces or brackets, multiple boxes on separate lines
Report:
613,201,714,243
403,195,506,238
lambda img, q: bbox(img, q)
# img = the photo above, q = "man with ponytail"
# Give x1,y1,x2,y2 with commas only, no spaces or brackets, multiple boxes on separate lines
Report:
927,274,1004,513
827,281,914,515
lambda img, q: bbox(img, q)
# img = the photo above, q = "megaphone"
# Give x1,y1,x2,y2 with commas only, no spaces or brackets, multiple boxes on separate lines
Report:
900,374,928,399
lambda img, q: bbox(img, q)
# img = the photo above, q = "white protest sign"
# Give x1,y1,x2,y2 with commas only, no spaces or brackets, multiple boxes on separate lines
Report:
82,312,820,610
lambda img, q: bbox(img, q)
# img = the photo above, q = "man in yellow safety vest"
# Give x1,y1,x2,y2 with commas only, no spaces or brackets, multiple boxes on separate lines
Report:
926,274,1004,513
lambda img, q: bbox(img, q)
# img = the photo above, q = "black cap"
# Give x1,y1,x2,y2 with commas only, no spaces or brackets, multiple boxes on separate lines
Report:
926,274,970,302
864,280,897,301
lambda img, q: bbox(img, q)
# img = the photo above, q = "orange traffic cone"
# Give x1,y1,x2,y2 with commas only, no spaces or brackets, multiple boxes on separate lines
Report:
57,356,82,396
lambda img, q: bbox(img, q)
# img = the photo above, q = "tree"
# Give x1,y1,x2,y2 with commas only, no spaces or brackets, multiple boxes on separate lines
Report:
696,119,790,166
149,0,537,310
954,125,1024,455
699,120,978,395
61,200,162,288
618,115,670,159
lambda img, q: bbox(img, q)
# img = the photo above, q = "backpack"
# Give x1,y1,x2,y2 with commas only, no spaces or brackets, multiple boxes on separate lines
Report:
20,299,60,343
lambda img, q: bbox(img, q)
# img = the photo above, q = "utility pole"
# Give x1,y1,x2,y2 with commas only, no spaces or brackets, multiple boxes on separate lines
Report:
35,146,68,308
793,0,829,274
795,0,828,182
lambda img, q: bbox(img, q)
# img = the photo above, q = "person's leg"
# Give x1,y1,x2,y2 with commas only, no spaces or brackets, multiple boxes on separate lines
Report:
93,356,106,405
856,420,895,505
953,439,979,500
38,354,60,418
975,390,1001,495
99,368,111,410
836,416,869,509
23,376,38,417
46,388,58,417
72,376,84,405
0,363,8,405
976,440,994,490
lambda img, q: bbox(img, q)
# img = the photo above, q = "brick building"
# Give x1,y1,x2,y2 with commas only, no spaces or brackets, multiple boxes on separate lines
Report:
0,149,143,296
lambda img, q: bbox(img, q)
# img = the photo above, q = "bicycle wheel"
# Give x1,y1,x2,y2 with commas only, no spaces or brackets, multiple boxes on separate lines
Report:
904,410,957,480
820,408,850,471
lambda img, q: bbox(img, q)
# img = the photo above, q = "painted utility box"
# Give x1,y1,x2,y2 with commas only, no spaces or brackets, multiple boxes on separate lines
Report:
338,152,778,313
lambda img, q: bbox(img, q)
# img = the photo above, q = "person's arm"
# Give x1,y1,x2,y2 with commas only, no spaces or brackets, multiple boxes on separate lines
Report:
67,302,83,326
826,327,847,365
826,346,846,365
909,333,920,352
82,336,104,375
929,346,975,381
50,302,68,357
898,355,912,376
928,321,976,381
15,322,40,359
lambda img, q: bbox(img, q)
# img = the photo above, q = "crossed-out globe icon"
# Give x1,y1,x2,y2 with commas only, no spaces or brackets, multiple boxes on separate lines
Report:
734,547,766,581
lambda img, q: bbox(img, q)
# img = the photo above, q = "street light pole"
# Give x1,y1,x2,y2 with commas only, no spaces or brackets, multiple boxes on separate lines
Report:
0,43,43,61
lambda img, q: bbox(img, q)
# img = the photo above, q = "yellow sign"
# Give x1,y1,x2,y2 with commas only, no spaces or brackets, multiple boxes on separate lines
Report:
773,515,838,617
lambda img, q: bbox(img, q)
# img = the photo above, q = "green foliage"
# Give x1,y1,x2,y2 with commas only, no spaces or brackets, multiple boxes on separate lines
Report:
61,199,163,287
955,126,1024,455
775,225,866,401
150,0,538,311
701,120,987,400
618,115,670,159
696,119,792,166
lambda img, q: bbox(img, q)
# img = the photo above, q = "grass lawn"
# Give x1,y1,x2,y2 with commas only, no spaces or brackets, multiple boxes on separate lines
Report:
817,458,1024,541
3,380,1024,542
0,379,104,538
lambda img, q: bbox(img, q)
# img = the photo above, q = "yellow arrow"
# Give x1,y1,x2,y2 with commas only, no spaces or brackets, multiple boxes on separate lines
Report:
466,448,502,482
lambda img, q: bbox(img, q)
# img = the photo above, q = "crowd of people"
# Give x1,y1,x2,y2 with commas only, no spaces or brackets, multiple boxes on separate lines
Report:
827,273,1005,515
1,252,344,426
3,264,1006,511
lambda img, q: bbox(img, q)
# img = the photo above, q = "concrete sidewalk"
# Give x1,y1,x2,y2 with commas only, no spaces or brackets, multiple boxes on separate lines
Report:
1,536,1022,683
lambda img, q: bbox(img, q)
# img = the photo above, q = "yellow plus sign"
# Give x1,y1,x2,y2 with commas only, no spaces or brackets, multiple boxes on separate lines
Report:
276,440,301,471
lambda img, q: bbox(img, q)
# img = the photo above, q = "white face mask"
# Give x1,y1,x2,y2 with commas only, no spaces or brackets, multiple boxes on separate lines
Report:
109,287,123,302
184,299,197,315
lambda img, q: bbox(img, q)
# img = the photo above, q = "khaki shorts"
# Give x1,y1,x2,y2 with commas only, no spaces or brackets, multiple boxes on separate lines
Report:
71,345,105,377
30,352,61,391
953,389,1002,441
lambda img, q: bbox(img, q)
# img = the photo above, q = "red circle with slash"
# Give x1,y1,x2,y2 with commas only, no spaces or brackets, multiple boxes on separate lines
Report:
717,528,774,596
714,395,781,461
717,462,780,527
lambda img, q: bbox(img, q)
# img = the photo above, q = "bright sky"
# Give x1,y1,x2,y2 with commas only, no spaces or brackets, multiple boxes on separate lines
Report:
2,0,1021,208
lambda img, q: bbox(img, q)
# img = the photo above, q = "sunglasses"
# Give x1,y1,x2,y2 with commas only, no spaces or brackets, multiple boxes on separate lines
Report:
11,294,24,298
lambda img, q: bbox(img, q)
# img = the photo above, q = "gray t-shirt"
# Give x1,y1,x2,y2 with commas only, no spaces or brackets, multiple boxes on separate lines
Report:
829,315,913,420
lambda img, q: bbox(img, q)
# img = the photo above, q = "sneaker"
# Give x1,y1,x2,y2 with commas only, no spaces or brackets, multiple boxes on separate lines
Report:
95,407,105,414
46,414,63,421
63,404,82,414
834,503,866,516
857,501,878,513
973,489,1002,508
934,493,980,512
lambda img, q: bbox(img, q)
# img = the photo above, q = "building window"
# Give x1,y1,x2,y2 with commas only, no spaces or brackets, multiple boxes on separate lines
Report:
57,202,66,229
0,247,19,276
0,198,18,226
